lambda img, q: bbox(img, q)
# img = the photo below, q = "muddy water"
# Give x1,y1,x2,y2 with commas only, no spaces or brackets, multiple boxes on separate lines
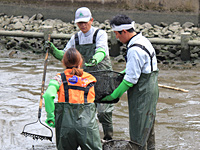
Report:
0,52,200,150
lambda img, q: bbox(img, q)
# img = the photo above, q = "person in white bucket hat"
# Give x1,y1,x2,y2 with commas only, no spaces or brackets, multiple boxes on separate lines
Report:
46,7,114,141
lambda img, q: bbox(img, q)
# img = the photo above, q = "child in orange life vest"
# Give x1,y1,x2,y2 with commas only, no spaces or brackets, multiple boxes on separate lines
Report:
43,48,102,150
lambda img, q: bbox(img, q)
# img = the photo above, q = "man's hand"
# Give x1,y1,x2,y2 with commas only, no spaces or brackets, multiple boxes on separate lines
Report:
45,41,53,54
44,41,64,61
101,94,115,101
120,69,126,74
85,58,97,67
85,48,106,67
102,79,133,102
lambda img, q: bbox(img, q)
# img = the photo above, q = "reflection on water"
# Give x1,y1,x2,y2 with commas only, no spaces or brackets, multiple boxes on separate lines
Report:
0,55,200,149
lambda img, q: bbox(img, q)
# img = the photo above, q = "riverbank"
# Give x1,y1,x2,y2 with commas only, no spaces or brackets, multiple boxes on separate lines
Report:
0,13,200,66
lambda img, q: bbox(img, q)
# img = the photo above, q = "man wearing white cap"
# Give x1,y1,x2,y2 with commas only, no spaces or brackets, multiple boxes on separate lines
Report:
102,14,159,150
48,7,114,141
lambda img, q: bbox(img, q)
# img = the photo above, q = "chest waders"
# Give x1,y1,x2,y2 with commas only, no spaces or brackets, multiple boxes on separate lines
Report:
75,29,112,72
75,29,114,140
55,73,102,150
126,44,159,147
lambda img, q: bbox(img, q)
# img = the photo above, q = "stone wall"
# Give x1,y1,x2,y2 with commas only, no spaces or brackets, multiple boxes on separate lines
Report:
1,13,200,65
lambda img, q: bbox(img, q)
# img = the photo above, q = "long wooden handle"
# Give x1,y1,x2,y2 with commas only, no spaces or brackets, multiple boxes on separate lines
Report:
38,34,51,118
158,84,189,93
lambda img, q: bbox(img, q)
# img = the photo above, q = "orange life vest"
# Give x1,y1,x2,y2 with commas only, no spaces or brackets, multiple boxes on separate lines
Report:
57,69,96,104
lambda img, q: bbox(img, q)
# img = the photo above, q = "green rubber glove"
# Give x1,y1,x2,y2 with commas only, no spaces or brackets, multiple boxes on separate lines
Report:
85,58,97,67
47,41,64,61
45,113,55,128
102,79,133,101
85,48,106,67
43,79,60,128
120,69,126,74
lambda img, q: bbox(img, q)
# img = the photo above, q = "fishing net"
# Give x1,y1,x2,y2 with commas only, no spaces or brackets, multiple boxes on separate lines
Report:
102,140,139,150
88,70,124,103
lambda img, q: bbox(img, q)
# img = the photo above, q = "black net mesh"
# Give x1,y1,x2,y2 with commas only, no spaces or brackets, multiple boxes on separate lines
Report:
88,70,124,103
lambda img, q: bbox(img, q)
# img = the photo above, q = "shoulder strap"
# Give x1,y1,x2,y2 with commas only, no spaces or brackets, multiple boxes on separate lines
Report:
61,72,94,103
61,72,69,102
74,29,100,45
93,29,100,43
127,44,155,72
75,32,79,46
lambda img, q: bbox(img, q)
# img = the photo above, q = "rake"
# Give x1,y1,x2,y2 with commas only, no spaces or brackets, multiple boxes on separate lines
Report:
21,34,53,142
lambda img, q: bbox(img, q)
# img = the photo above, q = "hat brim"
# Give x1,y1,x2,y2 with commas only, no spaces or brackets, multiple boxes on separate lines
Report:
75,17,90,23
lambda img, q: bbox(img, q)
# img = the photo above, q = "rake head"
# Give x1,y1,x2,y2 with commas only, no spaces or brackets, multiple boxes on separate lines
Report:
21,118,53,142
21,131,52,142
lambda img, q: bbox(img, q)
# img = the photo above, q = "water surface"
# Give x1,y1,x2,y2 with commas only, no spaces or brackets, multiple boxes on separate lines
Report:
0,53,200,150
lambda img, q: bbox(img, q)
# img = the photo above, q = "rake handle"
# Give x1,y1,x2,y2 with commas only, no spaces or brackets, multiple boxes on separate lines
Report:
158,84,189,93
38,34,51,119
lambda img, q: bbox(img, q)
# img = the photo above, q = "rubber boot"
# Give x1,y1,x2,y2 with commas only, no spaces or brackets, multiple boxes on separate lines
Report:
98,111,113,141
102,124,113,140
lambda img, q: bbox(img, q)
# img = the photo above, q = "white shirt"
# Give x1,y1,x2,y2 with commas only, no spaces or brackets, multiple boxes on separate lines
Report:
124,33,158,84
63,26,109,56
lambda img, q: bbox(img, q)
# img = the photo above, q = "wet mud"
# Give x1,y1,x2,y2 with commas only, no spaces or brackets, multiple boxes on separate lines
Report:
0,52,200,149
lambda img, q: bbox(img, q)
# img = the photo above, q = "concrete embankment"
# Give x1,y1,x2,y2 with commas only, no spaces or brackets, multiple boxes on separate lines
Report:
1,13,200,67
0,2,199,26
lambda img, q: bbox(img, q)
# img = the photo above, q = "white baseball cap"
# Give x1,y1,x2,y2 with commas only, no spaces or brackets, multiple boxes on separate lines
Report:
75,7,92,23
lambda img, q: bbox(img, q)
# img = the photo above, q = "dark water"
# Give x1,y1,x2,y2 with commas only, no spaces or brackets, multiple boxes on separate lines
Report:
0,52,200,150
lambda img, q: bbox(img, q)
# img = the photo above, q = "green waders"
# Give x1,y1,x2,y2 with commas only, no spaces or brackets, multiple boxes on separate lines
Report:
127,70,159,149
55,103,102,150
75,29,114,140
